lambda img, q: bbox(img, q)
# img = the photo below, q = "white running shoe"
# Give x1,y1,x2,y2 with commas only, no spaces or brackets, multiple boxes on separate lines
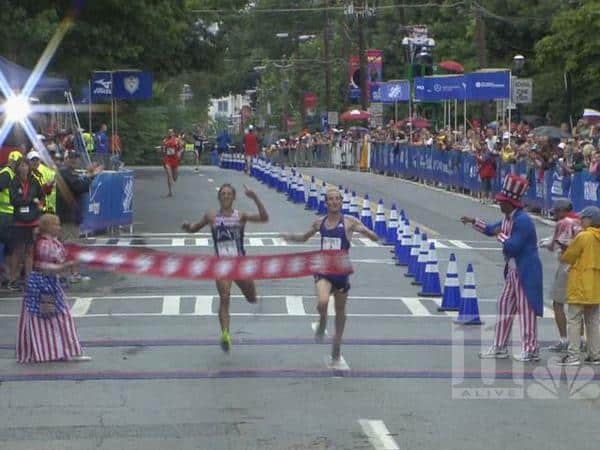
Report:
478,346,509,359
68,355,92,362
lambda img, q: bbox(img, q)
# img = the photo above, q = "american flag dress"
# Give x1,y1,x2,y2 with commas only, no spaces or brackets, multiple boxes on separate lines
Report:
16,235,83,363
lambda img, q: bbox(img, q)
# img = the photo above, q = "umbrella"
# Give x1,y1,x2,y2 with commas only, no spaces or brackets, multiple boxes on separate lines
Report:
341,109,370,121
349,126,369,133
530,126,571,139
583,108,600,124
486,121,498,130
398,117,431,129
438,60,464,74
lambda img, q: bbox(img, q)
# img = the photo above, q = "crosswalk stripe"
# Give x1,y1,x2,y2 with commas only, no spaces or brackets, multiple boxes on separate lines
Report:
172,238,186,246
70,298,92,316
285,296,306,316
249,237,264,247
328,297,335,316
195,238,210,246
448,240,472,249
270,237,288,246
161,296,180,315
194,295,214,315
402,298,430,316
359,238,379,247
432,239,449,249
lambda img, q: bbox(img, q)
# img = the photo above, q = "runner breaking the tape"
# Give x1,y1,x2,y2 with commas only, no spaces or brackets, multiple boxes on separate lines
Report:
182,183,269,352
281,188,379,367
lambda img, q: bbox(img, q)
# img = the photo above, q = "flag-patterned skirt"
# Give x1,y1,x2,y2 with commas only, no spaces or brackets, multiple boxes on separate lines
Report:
16,303,82,363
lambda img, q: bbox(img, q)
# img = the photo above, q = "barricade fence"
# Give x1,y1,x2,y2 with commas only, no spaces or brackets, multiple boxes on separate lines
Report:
369,143,600,212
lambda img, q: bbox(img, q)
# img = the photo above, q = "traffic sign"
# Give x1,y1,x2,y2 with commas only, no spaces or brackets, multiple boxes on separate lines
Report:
512,77,532,104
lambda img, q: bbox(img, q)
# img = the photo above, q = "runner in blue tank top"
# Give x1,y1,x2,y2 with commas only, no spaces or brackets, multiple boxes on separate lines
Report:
182,183,269,352
282,188,379,367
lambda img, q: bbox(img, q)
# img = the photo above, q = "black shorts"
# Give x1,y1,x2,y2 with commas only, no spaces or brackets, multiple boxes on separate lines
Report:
481,177,492,193
314,274,350,294
11,226,35,247
0,215,14,254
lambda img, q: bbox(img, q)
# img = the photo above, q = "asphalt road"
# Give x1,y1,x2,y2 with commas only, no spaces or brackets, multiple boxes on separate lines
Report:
0,165,598,450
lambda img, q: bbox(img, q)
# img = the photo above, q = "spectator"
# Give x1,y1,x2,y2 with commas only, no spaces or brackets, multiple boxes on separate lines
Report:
0,151,23,289
475,146,497,204
110,132,123,170
94,123,109,168
243,125,258,174
27,150,56,213
16,213,90,363
56,151,102,282
558,206,600,366
9,157,45,287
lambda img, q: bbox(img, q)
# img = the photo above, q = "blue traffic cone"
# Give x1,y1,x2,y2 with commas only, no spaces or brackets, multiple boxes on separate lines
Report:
349,192,359,218
455,264,483,325
419,242,442,297
317,182,327,215
361,194,373,230
342,189,350,215
374,199,387,238
438,253,461,311
405,227,421,277
396,219,412,266
296,175,306,204
306,176,318,210
278,166,286,192
412,233,429,285
385,204,398,246
393,218,403,258
288,171,297,201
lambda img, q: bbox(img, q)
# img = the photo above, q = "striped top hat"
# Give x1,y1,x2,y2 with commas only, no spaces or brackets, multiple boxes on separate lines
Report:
495,174,528,208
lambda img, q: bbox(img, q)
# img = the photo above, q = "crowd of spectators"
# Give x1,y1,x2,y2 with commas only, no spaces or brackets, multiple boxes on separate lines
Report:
0,127,103,291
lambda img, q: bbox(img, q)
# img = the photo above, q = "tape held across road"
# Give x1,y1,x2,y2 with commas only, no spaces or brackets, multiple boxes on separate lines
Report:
65,244,354,280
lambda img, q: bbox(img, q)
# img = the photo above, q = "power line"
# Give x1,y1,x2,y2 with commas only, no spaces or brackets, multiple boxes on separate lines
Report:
191,1,468,15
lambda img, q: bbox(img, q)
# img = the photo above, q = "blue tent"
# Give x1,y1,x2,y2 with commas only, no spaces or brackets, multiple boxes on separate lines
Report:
0,56,69,94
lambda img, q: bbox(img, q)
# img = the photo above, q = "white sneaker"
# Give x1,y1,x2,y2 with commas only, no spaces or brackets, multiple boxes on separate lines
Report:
478,346,509,359
68,355,92,362
513,351,541,362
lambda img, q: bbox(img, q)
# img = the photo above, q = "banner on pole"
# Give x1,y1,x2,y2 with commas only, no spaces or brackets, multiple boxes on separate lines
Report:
379,80,410,103
414,75,466,101
112,71,153,100
91,71,112,100
465,70,511,100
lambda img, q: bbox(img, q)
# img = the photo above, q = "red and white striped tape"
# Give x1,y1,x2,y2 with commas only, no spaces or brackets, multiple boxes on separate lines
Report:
65,244,354,281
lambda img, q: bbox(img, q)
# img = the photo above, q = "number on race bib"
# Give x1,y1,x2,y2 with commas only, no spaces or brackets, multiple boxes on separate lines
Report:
217,240,239,257
322,237,342,250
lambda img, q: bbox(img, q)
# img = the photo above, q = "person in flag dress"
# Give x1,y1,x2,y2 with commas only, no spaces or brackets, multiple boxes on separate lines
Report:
16,214,91,363
282,188,379,367
461,174,544,362
181,183,269,352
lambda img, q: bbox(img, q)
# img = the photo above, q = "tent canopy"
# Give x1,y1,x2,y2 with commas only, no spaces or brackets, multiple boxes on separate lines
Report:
0,56,69,95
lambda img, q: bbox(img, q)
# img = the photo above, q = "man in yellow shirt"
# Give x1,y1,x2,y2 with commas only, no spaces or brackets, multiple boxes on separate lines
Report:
500,132,516,166
27,151,56,213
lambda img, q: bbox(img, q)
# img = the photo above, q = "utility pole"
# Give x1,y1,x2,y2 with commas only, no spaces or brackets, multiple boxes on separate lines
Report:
323,0,332,112
474,2,487,69
358,10,369,111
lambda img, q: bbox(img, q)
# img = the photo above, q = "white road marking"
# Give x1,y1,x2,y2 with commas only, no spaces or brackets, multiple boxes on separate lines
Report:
402,298,430,316
448,240,472,249
544,306,555,318
116,240,131,247
358,419,400,450
172,238,186,246
207,178,214,183
270,237,288,246
161,295,180,315
432,239,449,249
359,238,379,247
70,298,92,316
195,238,210,246
194,295,214,315
328,296,335,316
249,237,264,247
285,295,306,316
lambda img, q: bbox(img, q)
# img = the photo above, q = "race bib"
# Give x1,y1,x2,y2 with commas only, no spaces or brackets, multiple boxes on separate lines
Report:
217,240,239,257
322,237,342,250
19,206,30,214
195,141,202,147
166,147,176,156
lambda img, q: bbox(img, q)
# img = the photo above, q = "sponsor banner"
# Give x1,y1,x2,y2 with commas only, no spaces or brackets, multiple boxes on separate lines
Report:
304,92,317,118
349,49,384,100
466,70,511,100
65,246,354,281
112,71,153,100
91,71,112,100
380,80,410,103
414,75,466,101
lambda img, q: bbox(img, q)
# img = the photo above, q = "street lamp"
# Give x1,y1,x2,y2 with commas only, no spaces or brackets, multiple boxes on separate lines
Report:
513,54,525,72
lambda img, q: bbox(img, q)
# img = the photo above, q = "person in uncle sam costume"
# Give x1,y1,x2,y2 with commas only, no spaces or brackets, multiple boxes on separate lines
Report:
461,174,544,362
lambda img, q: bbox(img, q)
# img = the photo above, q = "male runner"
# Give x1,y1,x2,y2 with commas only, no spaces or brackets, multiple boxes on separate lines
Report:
282,188,379,367
182,183,269,352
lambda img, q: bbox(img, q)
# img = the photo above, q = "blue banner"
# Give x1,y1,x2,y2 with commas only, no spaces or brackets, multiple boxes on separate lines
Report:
370,83,382,103
80,171,135,233
414,76,466,101
465,71,510,100
368,143,600,212
112,71,153,100
380,80,410,103
91,71,112,100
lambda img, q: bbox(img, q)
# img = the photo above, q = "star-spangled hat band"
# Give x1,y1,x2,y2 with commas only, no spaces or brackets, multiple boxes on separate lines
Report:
62,244,353,281
495,174,529,208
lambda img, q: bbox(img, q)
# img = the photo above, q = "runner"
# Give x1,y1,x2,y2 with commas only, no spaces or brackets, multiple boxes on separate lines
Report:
281,188,379,367
181,183,269,352
192,125,205,172
243,125,258,174
160,129,182,197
